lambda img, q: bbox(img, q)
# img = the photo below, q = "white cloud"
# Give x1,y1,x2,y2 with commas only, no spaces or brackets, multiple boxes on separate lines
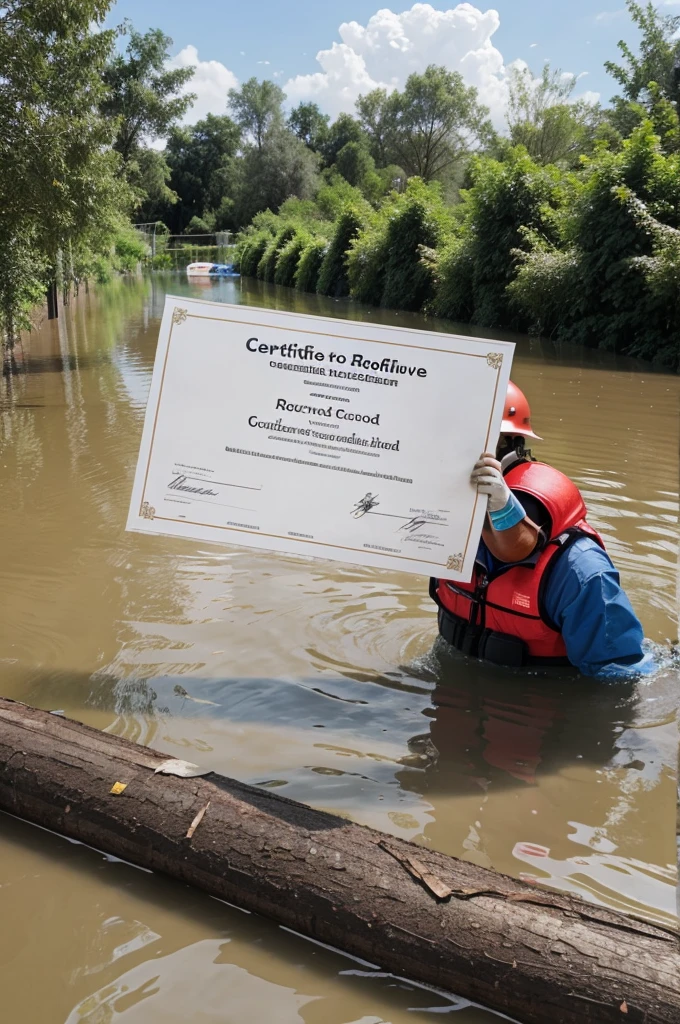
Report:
594,10,626,23
529,42,538,48
282,3,592,129
163,5,594,140
168,45,238,124
284,3,511,125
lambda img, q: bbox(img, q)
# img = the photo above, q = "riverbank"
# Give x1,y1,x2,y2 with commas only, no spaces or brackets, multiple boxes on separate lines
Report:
233,131,680,372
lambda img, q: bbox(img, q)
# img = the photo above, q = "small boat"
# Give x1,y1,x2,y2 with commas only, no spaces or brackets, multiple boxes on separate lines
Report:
186,262,240,278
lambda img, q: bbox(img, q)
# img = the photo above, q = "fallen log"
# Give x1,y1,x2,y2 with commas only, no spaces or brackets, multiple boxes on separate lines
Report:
0,697,677,1024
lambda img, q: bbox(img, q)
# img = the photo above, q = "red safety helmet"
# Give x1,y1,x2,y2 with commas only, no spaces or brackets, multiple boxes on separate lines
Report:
501,381,542,440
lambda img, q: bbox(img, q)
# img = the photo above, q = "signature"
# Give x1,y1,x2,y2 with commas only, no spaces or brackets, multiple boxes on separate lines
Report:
398,516,428,534
168,475,219,497
351,492,380,518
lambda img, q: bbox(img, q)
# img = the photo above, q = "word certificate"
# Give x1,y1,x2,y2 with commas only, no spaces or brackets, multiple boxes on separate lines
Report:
127,296,514,581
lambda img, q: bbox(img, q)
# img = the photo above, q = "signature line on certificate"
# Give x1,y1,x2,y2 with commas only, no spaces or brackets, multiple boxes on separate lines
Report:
173,473,262,491
167,495,258,513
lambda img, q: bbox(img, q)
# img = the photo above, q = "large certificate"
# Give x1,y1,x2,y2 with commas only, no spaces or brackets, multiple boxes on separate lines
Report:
126,296,514,581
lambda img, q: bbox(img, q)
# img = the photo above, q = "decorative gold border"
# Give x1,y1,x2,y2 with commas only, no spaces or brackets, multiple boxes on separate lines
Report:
139,310,504,572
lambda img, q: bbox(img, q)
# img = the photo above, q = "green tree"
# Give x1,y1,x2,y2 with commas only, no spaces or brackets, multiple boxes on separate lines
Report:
315,174,367,219
381,66,494,182
0,0,132,341
126,148,176,220
295,236,328,292
356,88,392,166
507,63,603,167
320,112,365,166
347,179,450,310
274,228,312,286
317,206,366,297
228,78,285,150
334,142,375,188
605,1,680,107
509,123,680,365
380,179,451,310
432,148,565,327
603,3,680,154
287,102,330,151
236,231,272,276
232,127,320,226
256,224,298,281
163,114,241,231
101,25,196,165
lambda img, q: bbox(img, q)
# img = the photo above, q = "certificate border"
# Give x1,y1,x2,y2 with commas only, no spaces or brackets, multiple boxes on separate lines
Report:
138,308,505,572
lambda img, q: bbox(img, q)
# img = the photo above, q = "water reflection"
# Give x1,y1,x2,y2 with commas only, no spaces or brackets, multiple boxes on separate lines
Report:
1,814,486,1024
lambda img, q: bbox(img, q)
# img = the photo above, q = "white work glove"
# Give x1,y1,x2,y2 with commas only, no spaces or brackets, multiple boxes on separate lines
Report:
471,453,511,512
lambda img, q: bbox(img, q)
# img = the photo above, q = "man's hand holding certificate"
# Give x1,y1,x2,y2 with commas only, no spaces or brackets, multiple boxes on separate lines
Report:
127,296,514,582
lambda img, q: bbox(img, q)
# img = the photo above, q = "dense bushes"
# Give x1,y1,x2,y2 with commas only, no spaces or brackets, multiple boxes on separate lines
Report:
345,179,450,310
380,180,450,311
432,149,564,328
237,233,270,276
509,124,680,365
317,207,366,297
295,237,328,292
256,225,297,281
234,125,680,369
274,229,311,286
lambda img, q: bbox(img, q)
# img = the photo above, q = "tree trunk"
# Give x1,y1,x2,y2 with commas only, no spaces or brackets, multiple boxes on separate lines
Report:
46,279,59,320
0,697,677,1024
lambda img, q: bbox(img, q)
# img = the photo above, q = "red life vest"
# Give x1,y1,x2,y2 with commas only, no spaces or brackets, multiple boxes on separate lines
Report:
430,460,606,667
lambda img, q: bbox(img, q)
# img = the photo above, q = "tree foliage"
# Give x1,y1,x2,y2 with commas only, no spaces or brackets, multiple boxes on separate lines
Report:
288,102,330,151
274,229,312,286
101,24,195,165
0,0,133,341
4,3,680,372
232,127,320,226
235,232,271,277
228,77,285,150
294,237,328,292
364,67,495,183
334,143,375,189
356,89,393,166
509,123,680,364
162,114,241,231
346,179,450,310
605,1,680,107
257,224,298,282
320,113,365,166
432,148,564,328
507,63,604,167
317,207,366,297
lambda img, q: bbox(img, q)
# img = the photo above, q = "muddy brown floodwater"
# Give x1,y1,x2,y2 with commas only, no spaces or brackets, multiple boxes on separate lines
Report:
0,274,678,1024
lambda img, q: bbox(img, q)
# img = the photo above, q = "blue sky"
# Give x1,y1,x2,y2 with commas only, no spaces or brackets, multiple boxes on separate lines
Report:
103,1,668,127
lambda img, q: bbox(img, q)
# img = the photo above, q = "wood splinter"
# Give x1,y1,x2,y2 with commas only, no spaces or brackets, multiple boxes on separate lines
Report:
186,801,210,839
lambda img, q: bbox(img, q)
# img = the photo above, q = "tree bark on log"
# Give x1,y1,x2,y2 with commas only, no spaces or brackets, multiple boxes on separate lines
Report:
0,697,677,1024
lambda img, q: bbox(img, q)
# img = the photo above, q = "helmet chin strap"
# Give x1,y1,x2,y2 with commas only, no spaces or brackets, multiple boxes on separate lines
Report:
496,434,533,463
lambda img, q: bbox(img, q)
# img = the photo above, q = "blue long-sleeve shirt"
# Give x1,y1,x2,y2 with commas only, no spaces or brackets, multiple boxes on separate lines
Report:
477,535,656,680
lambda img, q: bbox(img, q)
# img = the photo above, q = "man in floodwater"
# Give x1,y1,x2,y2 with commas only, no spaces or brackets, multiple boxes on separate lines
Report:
430,382,655,679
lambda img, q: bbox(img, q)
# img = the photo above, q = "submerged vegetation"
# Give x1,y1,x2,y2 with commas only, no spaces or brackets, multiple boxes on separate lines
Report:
2,1,680,367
